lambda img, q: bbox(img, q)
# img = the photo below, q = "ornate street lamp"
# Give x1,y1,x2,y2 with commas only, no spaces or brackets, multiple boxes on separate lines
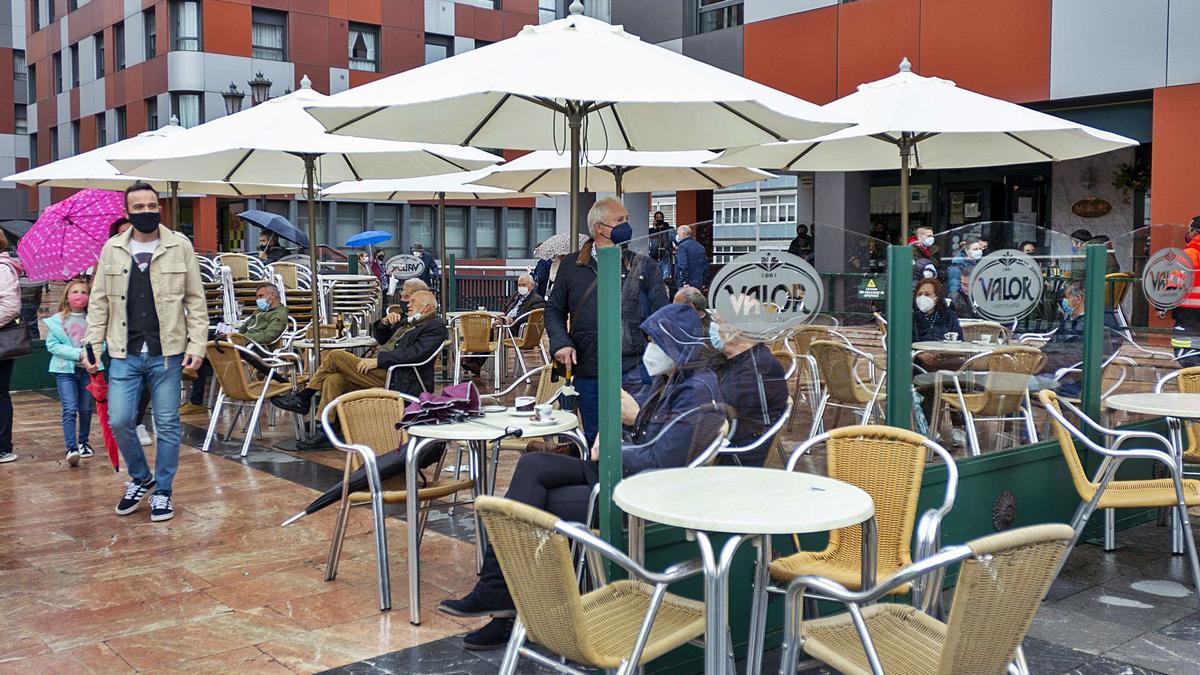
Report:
248,72,273,106
221,82,245,116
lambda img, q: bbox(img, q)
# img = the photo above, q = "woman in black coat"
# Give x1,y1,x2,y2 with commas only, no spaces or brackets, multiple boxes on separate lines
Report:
913,278,964,372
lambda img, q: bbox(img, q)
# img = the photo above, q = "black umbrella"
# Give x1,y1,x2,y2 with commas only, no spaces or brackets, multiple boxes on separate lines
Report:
237,210,310,247
0,220,34,239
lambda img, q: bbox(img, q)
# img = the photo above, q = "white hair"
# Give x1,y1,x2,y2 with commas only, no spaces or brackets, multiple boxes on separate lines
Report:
586,197,625,228
677,225,692,238
517,273,534,285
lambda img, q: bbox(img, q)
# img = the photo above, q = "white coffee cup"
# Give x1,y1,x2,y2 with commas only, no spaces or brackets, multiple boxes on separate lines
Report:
534,404,553,422
944,332,960,342
515,396,536,413
980,334,993,344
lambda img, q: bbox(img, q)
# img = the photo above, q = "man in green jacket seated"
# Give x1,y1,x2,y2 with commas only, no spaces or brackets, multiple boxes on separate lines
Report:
180,284,289,416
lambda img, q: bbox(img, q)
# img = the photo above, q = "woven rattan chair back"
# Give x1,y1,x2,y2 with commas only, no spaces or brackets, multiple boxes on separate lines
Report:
514,309,546,350
334,390,408,467
272,262,300,289
790,326,830,356
810,340,872,404
459,312,495,353
825,425,927,578
938,524,1074,675
475,496,602,666
206,341,256,401
305,324,339,340
1038,390,1093,499
1105,272,1134,308
960,321,1009,344
974,346,1046,416
1177,367,1200,462
534,365,565,405
217,253,251,281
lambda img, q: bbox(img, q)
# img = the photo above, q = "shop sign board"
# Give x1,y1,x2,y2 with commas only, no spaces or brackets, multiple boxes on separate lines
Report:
708,251,823,340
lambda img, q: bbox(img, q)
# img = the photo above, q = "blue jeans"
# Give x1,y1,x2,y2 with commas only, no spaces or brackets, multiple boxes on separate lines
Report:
575,376,599,449
55,369,93,451
109,354,184,494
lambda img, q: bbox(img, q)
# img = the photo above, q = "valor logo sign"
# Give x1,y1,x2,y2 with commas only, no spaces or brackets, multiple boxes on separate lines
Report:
707,251,823,340
968,249,1044,322
385,254,426,280
1142,247,1195,311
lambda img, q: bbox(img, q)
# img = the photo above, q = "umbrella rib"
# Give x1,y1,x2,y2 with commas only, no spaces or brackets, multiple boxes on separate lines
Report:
513,94,568,113
463,94,512,146
783,142,822,171
518,169,551,194
341,154,364,182
429,151,468,173
1004,132,1056,160
870,132,900,145
715,102,786,142
608,106,635,151
231,184,244,197
689,167,722,189
223,149,255,182
387,191,398,200
328,106,387,134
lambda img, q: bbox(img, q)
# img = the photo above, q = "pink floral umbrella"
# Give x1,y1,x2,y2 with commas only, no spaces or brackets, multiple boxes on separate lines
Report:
17,188,126,281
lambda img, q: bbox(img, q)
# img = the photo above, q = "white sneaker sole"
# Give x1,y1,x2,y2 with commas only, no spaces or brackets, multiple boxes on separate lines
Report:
150,510,174,522
0,453,16,463
67,452,80,466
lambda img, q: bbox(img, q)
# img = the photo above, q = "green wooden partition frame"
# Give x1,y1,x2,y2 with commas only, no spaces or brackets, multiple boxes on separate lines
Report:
597,245,625,554
885,245,914,428
447,254,457,312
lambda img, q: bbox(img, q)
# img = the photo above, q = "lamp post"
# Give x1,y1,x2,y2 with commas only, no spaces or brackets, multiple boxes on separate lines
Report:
221,82,245,116
248,72,273,106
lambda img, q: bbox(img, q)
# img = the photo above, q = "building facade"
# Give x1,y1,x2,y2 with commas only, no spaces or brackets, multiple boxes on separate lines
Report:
9,0,597,261
616,0,1200,262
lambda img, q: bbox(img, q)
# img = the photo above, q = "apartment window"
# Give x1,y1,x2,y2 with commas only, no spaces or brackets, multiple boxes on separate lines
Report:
69,43,80,88
251,9,286,61
95,113,106,146
14,106,27,135
115,21,126,70
333,203,365,245
94,32,104,77
53,52,63,94
12,50,25,82
696,0,743,34
171,1,201,52
424,34,453,64
49,126,59,161
535,209,556,244
475,207,499,258
29,132,37,167
505,208,530,258
115,106,127,141
538,0,558,23
146,97,159,130
409,205,434,251
144,8,157,58
27,63,35,100
70,120,80,154
445,207,467,258
372,204,400,241
348,23,379,72
31,0,39,30
172,92,202,128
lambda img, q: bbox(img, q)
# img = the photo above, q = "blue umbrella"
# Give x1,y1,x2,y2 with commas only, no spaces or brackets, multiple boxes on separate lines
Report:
238,210,310,247
344,230,393,247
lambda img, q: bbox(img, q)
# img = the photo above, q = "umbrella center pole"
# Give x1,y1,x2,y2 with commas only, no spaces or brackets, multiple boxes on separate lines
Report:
303,154,323,368
568,103,585,247
898,132,914,245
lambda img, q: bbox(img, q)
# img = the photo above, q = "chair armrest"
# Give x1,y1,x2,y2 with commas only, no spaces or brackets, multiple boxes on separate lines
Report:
555,520,703,585
480,364,549,400
786,544,975,607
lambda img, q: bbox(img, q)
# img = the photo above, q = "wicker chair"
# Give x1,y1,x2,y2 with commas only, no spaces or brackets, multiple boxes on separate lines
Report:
808,340,886,439
1038,390,1200,602
320,389,476,614
959,319,1010,344
502,308,550,379
201,341,303,457
476,496,706,675
1155,367,1200,468
788,326,851,424
773,426,958,615
778,523,1075,675
938,345,1046,456
453,311,501,386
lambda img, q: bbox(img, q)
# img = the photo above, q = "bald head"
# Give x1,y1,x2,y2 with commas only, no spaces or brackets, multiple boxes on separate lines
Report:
409,290,437,319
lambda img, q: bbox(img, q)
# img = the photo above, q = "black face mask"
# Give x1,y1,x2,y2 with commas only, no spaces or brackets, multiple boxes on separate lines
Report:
128,212,160,233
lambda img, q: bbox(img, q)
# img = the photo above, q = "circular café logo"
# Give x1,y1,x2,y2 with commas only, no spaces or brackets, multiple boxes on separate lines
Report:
708,251,823,340
1142,247,1195,311
385,254,426,280
968,249,1044,322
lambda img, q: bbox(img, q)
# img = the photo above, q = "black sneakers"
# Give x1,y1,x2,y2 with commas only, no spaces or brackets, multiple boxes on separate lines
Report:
115,476,156,515
78,441,95,458
462,618,515,651
437,588,516,619
66,448,80,466
270,392,310,414
149,493,174,522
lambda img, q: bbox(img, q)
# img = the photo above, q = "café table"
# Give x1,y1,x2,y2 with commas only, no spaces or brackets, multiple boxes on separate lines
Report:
401,408,586,625
1105,393,1200,554
917,370,1059,446
292,335,379,371
613,466,876,675
911,340,997,356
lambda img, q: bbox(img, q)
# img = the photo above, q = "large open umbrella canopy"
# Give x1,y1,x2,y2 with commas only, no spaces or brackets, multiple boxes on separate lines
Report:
715,58,1139,242
238,210,309,247
109,78,502,363
473,149,772,197
304,2,846,243
17,189,125,281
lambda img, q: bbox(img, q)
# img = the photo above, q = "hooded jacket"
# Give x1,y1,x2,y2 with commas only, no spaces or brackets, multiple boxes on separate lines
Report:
0,254,24,327
622,303,721,475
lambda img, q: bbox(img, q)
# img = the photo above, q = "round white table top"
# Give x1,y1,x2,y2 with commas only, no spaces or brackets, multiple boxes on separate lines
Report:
613,467,875,535
1104,393,1200,419
912,340,996,355
293,336,379,350
448,310,503,319
406,408,579,441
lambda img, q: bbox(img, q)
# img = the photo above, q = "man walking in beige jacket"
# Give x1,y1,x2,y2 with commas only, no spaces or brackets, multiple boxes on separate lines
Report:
84,182,209,522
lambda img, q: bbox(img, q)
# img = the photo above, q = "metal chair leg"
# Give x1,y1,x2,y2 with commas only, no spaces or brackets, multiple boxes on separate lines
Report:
808,395,828,440
223,404,244,442
1104,508,1116,551
240,392,269,457
325,497,353,581
370,485,393,612
1175,500,1200,605
498,619,527,675
201,391,226,452
963,409,982,456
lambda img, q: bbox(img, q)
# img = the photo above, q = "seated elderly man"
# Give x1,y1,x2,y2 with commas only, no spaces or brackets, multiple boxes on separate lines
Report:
462,274,544,376
272,290,447,449
392,278,429,317
181,283,289,416
709,316,790,466
438,302,723,649
1045,282,1122,398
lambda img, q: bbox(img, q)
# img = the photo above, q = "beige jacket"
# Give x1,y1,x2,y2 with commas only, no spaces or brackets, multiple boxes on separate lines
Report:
85,225,209,359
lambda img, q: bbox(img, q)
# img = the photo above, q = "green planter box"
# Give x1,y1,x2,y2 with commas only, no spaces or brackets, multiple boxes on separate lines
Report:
11,341,55,391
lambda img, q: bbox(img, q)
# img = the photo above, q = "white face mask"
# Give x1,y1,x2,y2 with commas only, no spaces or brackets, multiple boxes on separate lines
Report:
409,312,423,323
915,295,937,313
517,286,530,296
968,248,983,260
922,236,935,247
642,342,675,377
922,268,936,279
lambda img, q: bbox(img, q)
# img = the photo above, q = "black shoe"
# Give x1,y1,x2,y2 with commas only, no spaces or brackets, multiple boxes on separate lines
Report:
295,433,333,451
78,442,94,458
115,476,156,515
149,493,174,522
438,588,516,619
462,618,515,651
271,392,310,414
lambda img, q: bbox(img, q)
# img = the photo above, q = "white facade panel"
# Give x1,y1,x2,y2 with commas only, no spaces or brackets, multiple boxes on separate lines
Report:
123,0,141,19
78,36,96,87
454,36,474,55
79,78,106,117
1167,0,1200,86
659,38,682,54
329,67,350,94
55,91,70,125
1049,0,1168,99
166,50,205,91
125,11,145,68
745,0,836,24
425,0,456,35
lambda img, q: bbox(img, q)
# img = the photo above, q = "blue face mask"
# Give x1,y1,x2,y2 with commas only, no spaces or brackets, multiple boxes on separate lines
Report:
709,322,724,350
609,222,632,246
256,298,271,312
1060,298,1072,315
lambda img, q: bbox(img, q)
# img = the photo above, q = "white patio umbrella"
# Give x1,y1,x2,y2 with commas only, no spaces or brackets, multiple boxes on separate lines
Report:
3,120,300,224
322,170,555,294
304,1,846,243
716,58,1138,242
109,78,502,362
471,149,772,197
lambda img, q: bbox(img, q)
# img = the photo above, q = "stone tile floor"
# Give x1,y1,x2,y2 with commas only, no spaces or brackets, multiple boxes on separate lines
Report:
3,387,1199,673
